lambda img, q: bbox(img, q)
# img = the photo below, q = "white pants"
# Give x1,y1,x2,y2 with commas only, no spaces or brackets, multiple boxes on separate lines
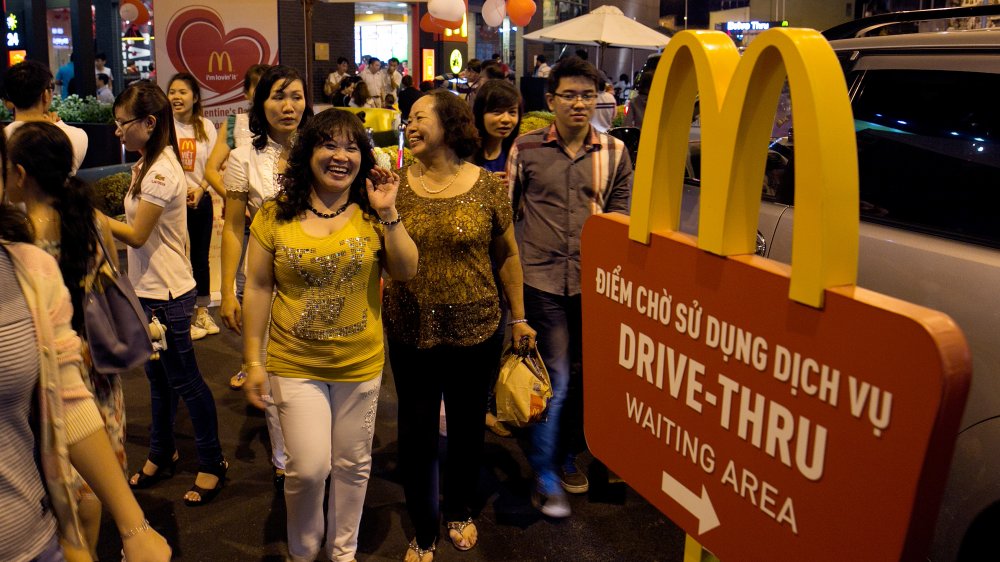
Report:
261,374,286,470
271,374,381,562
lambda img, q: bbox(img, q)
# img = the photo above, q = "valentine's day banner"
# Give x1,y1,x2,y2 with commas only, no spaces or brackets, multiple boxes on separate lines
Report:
155,1,279,125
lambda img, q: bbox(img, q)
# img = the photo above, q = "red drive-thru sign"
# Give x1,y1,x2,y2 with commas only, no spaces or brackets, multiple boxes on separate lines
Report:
580,29,972,561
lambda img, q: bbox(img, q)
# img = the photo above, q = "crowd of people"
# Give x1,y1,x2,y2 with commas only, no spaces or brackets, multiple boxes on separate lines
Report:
0,51,632,562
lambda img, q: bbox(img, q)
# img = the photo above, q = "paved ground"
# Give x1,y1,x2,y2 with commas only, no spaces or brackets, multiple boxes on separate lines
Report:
96,310,687,561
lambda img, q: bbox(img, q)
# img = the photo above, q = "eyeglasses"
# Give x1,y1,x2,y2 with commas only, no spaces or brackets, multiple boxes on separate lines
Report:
114,116,142,131
552,92,598,103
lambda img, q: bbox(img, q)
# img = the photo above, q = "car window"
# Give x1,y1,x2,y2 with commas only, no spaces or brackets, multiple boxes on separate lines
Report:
852,68,1000,248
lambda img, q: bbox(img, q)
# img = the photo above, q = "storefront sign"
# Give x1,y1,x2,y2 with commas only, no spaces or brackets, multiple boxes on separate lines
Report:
422,48,435,83
581,28,971,561
156,2,279,124
449,49,463,74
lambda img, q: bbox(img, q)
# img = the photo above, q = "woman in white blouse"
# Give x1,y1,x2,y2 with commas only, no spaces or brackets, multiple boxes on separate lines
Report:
220,65,312,489
106,81,227,506
169,72,219,339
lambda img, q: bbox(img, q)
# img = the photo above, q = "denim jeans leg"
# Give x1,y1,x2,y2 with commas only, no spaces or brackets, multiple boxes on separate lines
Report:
525,285,572,494
141,301,179,462
141,289,223,470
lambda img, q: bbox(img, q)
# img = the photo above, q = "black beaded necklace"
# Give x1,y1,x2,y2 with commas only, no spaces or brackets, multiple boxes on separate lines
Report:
307,202,350,219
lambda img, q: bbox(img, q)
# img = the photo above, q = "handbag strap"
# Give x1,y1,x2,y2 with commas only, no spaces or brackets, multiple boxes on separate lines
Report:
93,226,122,278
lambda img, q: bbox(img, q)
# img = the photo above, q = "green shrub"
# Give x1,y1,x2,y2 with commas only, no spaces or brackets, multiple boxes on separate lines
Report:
93,172,131,217
0,104,11,121
51,95,113,124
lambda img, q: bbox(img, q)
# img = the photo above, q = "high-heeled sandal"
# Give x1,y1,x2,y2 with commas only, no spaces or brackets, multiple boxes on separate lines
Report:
404,538,435,562
183,459,229,507
129,451,179,489
446,518,478,551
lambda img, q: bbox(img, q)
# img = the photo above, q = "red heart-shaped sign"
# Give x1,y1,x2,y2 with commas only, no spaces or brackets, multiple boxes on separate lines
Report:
166,7,273,95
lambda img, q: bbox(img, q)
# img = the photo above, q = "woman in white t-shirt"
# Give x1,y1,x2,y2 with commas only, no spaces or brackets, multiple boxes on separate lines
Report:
221,65,313,490
169,73,219,339
106,81,227,507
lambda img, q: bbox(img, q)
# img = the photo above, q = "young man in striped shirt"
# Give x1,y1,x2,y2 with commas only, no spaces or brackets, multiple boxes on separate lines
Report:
507,56,634,519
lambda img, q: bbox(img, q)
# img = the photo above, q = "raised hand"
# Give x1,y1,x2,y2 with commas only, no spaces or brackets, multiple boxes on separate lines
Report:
366,167,400,220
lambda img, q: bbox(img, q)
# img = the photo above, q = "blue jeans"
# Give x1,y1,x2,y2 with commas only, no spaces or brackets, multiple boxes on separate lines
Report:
139,288,223,471
524,285,585,495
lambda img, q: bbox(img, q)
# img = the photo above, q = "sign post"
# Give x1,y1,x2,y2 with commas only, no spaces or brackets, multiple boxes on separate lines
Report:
581,28,971,561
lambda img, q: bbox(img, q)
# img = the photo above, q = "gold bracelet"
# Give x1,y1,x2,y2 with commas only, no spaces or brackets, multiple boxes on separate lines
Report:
121,518,151,539
244,360,264,369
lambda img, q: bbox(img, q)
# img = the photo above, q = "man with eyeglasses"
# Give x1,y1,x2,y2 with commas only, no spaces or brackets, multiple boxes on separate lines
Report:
507,56,633,519
4,60,89,174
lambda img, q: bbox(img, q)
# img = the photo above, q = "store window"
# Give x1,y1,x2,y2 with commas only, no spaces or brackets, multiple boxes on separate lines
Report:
556,0,586,23
355,2,409,67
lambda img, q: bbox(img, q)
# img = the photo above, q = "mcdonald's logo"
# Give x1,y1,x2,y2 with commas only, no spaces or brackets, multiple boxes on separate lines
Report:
208,50,233,73
580,27,970,562
179,138,196,152
629,28,858,308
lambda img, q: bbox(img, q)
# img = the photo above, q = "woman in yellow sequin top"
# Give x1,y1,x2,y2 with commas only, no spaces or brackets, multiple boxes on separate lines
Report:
384,90,536,562
241,109,417,562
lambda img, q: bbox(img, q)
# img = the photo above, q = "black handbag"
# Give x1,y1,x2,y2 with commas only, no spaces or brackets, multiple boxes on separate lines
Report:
82,232,154,373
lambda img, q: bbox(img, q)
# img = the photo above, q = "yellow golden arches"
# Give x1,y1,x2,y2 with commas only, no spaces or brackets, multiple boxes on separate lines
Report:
627,28,859,308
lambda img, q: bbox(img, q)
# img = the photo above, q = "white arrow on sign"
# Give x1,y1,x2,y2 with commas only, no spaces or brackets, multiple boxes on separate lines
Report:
661,470,720,535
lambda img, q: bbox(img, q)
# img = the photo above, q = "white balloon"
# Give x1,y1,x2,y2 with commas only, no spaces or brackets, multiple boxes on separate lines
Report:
428,0,465,22
119,3,139,22
482,0,505,28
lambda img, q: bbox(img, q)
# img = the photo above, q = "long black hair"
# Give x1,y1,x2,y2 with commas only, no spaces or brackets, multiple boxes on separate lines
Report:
8,122,99,330
114,81,180,198
167,72,209,142
274,109,376,222
472,79,522,166
249,65,313,151
0,132,32,244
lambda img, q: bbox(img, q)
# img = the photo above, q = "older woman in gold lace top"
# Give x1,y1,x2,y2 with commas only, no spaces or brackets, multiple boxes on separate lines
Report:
384,90,535,562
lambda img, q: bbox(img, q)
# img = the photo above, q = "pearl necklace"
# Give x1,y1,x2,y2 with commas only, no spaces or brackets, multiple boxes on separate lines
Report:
308,202,349,219
418,163,463,195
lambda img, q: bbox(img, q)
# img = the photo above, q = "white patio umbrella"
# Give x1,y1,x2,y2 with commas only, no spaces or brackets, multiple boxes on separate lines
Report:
523,5,670,73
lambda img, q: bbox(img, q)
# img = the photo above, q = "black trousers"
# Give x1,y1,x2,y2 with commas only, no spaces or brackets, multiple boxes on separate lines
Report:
389,330,504,549
186,193,213,307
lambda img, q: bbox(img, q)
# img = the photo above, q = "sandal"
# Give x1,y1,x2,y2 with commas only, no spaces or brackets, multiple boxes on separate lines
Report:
485,412,512,438
404,538,435,562
183,459,229,507
229,370,247,390
129,451,179,489
446,518,478,551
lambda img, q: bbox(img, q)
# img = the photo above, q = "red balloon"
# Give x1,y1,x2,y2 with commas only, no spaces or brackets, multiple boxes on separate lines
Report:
507,0,536,27
430,14,463,31
420,12,446,33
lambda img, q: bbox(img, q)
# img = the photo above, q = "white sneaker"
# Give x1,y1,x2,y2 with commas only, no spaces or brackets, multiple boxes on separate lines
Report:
532,488,571,518
194,310,220,335
190,325,208,341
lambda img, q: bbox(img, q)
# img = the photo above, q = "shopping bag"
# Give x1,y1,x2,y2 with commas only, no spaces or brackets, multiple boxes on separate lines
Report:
495,343,552,427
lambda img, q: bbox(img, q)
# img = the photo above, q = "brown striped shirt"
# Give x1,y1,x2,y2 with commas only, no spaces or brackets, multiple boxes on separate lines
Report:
507,124,633,296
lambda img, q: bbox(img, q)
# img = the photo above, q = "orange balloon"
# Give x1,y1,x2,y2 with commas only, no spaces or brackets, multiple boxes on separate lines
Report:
506,0,536,27
420,12,446,33
430,14,463,30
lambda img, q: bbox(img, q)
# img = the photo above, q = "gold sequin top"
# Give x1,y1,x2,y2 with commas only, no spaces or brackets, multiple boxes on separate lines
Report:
384,166,513,348
251,201,386,382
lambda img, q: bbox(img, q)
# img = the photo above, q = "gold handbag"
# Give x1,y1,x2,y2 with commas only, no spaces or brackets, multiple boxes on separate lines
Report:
495,343,552,427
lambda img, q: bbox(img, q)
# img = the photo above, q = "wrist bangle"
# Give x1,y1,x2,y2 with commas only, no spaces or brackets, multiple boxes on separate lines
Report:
508,318,528,326
244,360,264,369
378,214,402,226
121,518,151,539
